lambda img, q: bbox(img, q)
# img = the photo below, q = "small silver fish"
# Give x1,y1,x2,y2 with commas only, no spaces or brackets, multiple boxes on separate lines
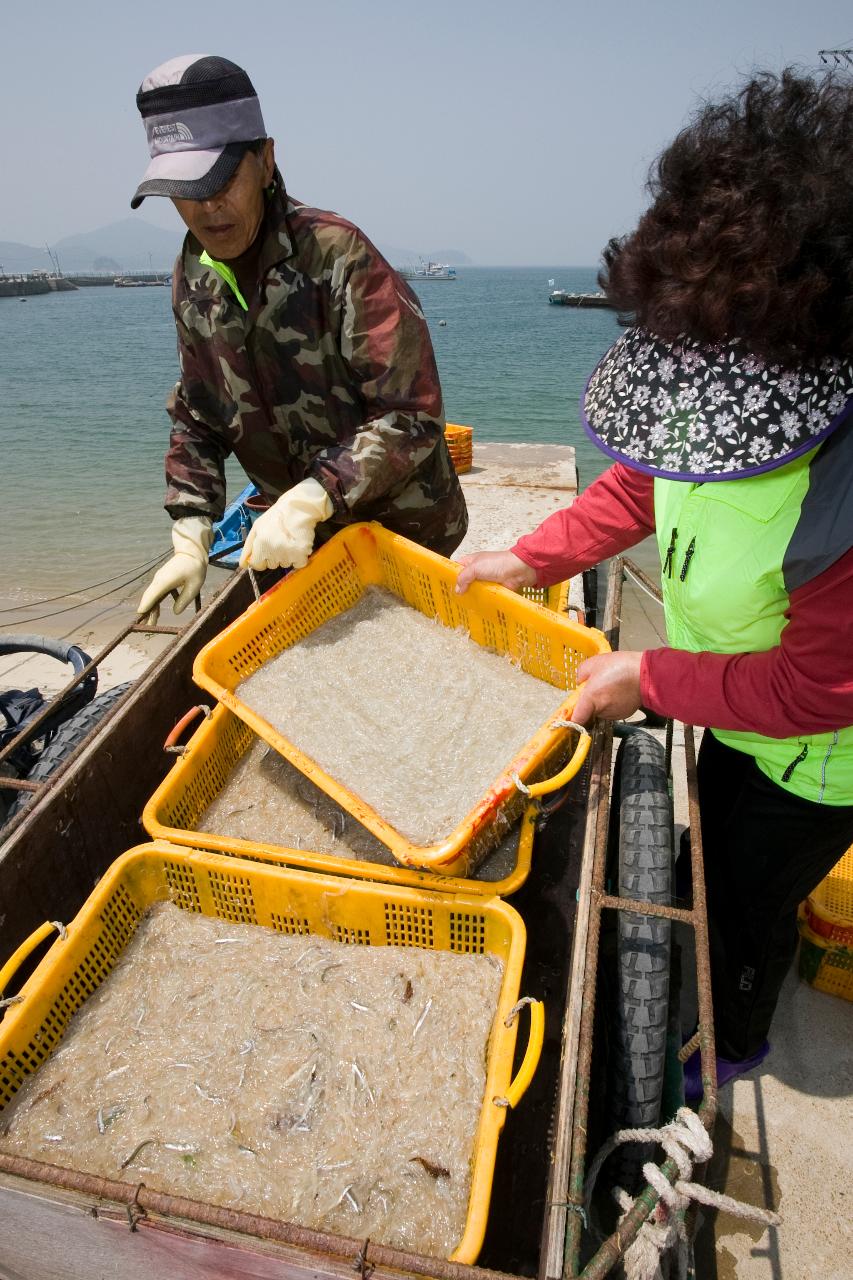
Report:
413,997,433,1038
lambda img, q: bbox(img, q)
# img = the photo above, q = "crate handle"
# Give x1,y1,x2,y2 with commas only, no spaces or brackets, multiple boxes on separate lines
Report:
0,920,67,1004
163,704,211,754
494,997,545,1109
516,710,591,800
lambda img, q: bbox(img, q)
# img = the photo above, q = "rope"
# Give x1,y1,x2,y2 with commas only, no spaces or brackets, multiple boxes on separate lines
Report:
0,553,171,617
551,717,588,735
584,1107,780,1280
623,562,665,608
0,554,170,630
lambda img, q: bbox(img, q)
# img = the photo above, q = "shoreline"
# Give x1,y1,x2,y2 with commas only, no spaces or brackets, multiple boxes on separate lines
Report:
0,440,664,699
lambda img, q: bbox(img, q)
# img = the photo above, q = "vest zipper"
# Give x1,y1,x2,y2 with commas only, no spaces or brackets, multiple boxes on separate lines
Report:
663,527,678,578
782,743,809,783
818,732,839,804
679,536,696,581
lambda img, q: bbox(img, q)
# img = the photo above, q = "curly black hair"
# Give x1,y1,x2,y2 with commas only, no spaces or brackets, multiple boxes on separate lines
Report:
600,70,853,362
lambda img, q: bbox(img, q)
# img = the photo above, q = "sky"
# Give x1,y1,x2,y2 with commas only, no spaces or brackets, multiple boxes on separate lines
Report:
2,0,851,265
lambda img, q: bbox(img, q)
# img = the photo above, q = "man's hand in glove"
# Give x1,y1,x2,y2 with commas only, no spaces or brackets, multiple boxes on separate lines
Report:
137,515,212,625
239,478,333,571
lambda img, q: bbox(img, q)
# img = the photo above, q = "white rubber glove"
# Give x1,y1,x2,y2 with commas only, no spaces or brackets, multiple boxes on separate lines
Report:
239,477,333,571
137,515,212,624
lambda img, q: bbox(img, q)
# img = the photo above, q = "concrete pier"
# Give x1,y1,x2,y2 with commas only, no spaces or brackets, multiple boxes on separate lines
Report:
0,275,77,298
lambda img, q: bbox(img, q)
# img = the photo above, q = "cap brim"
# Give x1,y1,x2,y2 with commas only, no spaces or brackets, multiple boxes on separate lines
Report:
130,141,248,208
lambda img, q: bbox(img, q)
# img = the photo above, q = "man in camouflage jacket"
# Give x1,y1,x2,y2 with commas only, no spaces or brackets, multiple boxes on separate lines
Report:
133,54,466,619
167,179,467,549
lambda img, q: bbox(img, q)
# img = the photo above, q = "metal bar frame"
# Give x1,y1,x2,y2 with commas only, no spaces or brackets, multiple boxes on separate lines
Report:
542,557,718,1279
0,619,184,773
0,1151,515,1280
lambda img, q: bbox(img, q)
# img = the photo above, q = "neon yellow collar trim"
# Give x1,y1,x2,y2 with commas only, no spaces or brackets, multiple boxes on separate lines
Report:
200,250,249,311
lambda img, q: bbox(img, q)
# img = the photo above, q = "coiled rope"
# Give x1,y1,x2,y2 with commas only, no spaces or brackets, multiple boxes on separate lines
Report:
584,1107,780,1280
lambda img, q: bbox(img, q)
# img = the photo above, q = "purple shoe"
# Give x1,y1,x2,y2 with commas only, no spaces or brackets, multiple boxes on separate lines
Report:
683,1041,770,1102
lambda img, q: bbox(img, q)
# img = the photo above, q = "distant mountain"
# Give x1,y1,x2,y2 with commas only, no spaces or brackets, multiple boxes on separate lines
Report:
378,244,473,268
377,242,419,266
426,249,472,265
0,219,183,274
53,219,182,272
1,220,470,275
0,240,53,273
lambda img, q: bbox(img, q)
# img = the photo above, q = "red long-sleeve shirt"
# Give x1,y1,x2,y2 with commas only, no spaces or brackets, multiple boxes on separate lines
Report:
512,463,853,738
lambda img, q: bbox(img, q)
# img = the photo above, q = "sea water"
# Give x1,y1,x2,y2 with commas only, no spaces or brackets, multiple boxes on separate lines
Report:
0,268,620,607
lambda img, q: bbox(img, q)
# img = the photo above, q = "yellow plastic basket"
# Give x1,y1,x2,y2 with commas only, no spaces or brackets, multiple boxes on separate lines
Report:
444,422,473,474
520,579,572,615
143,703,537,896
192,523,606,877
0,844,543,1264
798,916,853,1002
802,845,853,945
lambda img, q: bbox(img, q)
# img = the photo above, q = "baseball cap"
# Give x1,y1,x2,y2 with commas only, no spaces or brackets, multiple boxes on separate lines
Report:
131,54,266,209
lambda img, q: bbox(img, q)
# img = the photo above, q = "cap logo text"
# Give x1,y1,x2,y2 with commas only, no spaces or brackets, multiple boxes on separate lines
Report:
152,121,194,143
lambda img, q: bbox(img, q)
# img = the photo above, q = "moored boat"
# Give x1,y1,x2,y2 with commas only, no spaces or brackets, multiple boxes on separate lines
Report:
548,289,612,308
398,259,457,281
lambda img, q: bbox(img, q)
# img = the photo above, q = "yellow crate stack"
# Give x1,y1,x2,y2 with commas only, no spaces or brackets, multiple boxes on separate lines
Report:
798,845,853,1001
445,422,474,474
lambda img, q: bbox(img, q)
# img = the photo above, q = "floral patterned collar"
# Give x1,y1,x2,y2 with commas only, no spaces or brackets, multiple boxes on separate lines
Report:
582,328,853,481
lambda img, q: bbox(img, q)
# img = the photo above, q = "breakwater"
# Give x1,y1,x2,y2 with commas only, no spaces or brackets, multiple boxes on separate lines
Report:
68,272,171,287
0,272,171,297
0,275,78,298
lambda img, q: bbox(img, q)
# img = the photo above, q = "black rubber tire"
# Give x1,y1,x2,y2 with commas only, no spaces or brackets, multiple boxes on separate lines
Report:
5,682,132,823
608,729,674,1191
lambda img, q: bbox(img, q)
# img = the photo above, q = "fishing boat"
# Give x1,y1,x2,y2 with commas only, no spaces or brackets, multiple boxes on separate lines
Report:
398,259,457,281
114,277,168,287
548,289,612,308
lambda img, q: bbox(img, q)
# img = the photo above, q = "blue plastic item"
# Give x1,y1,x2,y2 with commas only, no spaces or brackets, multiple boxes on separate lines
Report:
208,483,261,569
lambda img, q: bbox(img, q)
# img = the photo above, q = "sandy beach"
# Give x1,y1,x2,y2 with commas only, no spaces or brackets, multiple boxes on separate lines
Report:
0,563,235,695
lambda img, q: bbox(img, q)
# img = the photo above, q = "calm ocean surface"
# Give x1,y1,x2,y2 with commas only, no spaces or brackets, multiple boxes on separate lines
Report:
0,267,621,604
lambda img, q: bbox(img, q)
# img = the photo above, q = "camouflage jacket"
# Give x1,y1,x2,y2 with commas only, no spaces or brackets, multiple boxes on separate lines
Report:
165,180,467,555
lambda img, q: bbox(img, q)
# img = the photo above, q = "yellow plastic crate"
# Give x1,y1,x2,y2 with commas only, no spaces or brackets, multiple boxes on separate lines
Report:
143,703,537,896
0,844,543,1264
192,523,606,876
798,916,853,1002
802,845,853,945
444,422,473,474
520,579,572,615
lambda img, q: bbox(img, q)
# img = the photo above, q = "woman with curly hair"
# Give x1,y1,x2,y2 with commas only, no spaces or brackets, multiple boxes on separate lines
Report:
457,70,853,1097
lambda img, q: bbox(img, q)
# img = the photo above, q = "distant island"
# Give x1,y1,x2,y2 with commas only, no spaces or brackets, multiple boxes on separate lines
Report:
0,219,182,276
0,219,473,277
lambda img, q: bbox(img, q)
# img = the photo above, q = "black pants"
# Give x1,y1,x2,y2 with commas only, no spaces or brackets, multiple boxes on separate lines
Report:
695,731,853,1060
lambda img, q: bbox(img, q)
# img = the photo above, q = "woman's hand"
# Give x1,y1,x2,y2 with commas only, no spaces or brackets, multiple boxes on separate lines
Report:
455,550,538,594
572,651,645,725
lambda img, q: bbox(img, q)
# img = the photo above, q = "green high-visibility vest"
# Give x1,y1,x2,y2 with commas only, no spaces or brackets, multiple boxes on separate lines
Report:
653,430,853,805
